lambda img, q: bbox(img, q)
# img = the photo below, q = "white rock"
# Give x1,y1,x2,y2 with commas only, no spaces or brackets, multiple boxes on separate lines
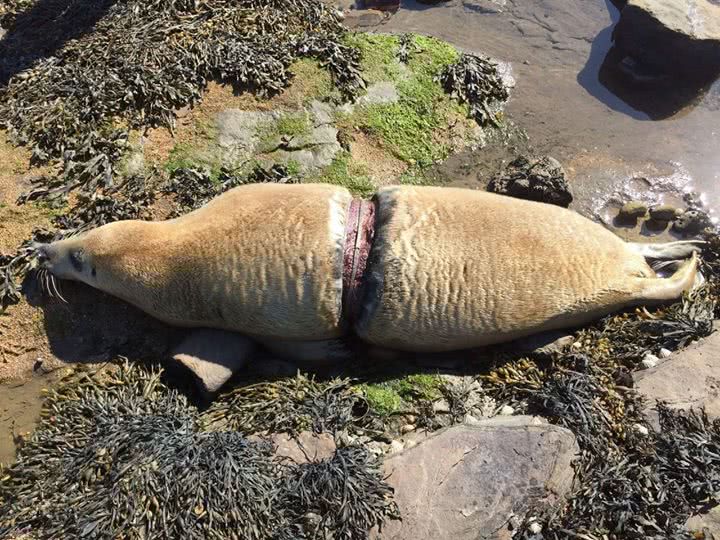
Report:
400,424,416,434
633,424,650,436
433,399,451,414
389,440,405,454
499,405,515,416
641,354,659,370
463,414,483,426
529,522,543,534
659,348,672,359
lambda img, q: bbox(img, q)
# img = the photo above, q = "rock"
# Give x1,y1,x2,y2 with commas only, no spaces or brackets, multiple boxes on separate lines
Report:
499,405,515,416
687,504,720,539
640,353,660,370
487,155,573,207
649,204,681,221
659,348,672,359
389,440,405,454
618,200,648,220
632,423,650,436
528,521,543,534
613,0,720,83
672,209,714,236
271,432,336,464
216,108,342,173
634,332,720,430
432,399,451,414
374,418,578,540
357,82,400,106
400,424,415,434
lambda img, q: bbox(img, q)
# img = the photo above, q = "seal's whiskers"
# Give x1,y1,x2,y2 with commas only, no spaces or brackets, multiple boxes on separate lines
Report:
48,273,68,304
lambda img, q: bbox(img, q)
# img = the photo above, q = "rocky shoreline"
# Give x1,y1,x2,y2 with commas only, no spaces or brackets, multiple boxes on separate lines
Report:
1,0,720,539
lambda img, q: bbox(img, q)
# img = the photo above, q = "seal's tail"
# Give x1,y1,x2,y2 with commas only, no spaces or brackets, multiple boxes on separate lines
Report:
634,252,699,303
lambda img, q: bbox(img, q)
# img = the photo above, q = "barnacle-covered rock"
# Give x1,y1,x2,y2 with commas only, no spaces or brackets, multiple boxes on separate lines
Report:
487,155,573,207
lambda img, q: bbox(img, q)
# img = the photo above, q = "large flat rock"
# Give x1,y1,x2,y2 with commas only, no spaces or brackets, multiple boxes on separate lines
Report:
634,332,720,429
375,417,578,540
687,504,720,539
613,0,720,80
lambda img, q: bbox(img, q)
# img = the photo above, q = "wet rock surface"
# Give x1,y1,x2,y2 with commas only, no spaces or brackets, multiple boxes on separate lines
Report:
634,331,720,430
613,0,720,82
374,418,578,540
487,155,573,207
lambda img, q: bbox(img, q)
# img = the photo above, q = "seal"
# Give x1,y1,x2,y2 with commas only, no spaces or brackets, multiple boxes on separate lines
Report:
37,183,700,391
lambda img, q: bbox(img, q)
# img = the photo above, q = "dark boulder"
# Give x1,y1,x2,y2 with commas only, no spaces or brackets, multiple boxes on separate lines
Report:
487,155,573,207
612,0,720,84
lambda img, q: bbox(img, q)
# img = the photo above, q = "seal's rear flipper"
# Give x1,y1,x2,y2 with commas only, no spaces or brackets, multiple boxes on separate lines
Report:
629,240,705,261
635,252,698,303
171,329,255,395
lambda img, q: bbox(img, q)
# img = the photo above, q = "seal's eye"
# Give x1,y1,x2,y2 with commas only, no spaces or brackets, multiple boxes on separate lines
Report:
70,249,85,272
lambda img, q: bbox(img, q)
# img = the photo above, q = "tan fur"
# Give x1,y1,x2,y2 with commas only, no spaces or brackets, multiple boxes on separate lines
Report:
45,183,352,340
41,183,697,356
355,186,696,352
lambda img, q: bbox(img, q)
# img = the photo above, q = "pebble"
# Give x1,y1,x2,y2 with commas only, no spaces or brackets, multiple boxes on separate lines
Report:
389,440,405,454
618,201,648,220
404,439,418,450
659,348,672,359
405,414,417,424
432,399,451,414
464,414,483,426
633,424,650,436
529,522,543,534
641,354,659,370
367,441,389,456
499,405,515,416
400,424,416,434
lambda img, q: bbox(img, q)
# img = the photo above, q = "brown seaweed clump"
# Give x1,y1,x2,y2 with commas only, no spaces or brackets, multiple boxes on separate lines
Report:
0,362,397,540
438,52,510,127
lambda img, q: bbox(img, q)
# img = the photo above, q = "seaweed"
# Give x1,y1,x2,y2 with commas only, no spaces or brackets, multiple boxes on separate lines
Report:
202,373,374,437
0,362,397,540
438,52,509,127
0,0,365,309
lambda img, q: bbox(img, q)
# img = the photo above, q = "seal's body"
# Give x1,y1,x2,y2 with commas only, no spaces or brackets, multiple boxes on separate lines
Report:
39,183,699,361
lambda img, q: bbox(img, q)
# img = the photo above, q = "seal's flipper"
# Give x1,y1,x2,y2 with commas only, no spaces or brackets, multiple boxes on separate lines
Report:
629,240,705,261
634,252,698,303
171,329,255,395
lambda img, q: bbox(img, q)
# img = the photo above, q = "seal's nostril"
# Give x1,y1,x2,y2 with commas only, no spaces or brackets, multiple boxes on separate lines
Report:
36,245,50,264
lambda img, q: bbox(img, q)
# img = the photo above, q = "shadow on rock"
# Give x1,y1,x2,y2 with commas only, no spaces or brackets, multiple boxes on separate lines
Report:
0,0,116,86
597,45,719,120
24,275,179,366
578,0,720,120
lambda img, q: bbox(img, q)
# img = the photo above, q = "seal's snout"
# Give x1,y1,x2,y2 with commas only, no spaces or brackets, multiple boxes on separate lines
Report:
36,244,55,268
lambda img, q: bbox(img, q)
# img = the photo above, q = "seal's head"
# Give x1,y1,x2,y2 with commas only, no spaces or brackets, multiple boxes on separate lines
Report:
37,221,166,305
